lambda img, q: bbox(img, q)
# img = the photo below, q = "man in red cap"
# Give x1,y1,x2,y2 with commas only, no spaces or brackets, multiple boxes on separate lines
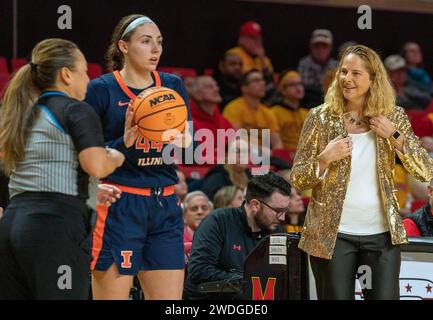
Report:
229,21,275,102
229,21,273,76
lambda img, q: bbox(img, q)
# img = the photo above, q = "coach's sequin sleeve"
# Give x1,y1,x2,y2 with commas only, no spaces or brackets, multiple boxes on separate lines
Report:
393,106,433,182
289,108,322,191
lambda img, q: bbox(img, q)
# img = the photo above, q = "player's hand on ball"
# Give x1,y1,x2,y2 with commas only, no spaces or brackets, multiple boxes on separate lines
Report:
97,184,122,207
123,104,139,148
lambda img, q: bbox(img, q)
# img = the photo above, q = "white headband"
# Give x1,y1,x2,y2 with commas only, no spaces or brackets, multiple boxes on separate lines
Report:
121,16,154,39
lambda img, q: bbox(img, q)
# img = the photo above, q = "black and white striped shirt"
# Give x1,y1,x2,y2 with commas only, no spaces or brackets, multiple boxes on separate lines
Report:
9,92,105,200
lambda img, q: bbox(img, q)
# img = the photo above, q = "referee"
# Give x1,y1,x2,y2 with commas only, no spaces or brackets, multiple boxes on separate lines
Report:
0,38,124,299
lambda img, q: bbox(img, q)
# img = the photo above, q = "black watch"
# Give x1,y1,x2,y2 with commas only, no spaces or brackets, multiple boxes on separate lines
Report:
391,130,401,140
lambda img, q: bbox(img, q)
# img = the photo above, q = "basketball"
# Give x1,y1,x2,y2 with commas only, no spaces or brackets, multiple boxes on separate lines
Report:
131,86,188,142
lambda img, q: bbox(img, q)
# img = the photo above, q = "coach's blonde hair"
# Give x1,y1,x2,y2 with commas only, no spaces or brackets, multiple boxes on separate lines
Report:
0,38,79,175
324,45,395,117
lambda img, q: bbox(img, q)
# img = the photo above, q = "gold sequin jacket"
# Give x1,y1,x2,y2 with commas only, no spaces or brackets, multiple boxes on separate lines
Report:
289,105,433,259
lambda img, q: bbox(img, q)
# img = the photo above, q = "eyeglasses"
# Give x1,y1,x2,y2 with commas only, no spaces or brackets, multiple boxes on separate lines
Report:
257,199,289,218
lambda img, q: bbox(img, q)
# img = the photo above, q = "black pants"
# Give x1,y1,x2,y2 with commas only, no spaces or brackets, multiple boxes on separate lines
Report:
0,192,91,300
310,232,401,300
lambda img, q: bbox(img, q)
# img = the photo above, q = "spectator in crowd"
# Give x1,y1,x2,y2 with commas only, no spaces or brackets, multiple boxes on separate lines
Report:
322,41,358,94
189,75,234,166
384,55,431,110
271,70,309,150
213,50,243,110
223,69,283,150
200,137,252,201
229,21,275,101
401,42,433,93
175,168,188,204
184,172,290,300
229,21,273,78
183,76,197,97
213,185,245,209
403,179,433,237
183,191,213,261
283,187,305,233
298,29,338,108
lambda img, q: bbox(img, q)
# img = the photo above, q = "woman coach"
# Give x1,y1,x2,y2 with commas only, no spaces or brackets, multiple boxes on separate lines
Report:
290,45,433,300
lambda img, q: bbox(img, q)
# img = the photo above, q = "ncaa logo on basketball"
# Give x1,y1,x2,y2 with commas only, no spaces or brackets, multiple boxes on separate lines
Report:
149,93,176,107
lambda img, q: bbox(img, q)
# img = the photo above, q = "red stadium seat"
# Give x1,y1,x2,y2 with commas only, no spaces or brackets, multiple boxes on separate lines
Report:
157,67,197,78
0,73,10,98
11,58,27,72
87,63,103,80
178,164,211,180
426,99,433,113
0,56,9,75
405,110,433,137
405,109,427,120
272,148,296,165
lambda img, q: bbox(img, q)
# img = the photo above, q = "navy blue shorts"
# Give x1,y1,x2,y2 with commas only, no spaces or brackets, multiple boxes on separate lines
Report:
90,184,184,276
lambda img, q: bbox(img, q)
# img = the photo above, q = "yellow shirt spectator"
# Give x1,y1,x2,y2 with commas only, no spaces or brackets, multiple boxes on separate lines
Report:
223,97,279,146
229,46,273,75
272,105,309,150
283,224,303,233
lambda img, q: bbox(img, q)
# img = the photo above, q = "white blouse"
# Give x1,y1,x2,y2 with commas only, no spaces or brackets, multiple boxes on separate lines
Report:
338,130,389,235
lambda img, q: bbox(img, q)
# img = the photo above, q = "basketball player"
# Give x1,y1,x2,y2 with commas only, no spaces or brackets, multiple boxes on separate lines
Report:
85,14,192,300
0,38,125,299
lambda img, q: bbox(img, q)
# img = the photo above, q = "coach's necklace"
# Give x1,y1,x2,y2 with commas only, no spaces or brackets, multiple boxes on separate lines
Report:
344,112,368,126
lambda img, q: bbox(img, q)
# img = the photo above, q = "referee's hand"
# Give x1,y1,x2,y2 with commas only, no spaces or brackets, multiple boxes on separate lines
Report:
97,184,122,207
0,207,3,219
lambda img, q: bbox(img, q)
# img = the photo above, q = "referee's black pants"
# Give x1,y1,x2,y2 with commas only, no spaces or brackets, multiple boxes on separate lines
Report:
310,232,401,300
0,192,92,300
